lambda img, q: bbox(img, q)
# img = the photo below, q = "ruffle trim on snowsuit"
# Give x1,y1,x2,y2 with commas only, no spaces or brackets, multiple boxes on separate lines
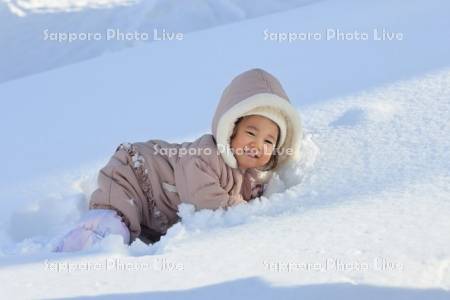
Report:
116,143,171,233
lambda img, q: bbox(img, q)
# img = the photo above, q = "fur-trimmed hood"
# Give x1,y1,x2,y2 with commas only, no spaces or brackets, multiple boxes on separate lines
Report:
212,68,303,171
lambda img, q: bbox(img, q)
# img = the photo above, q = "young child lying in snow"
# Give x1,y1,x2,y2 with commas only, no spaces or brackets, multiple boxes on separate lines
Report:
54,68,303,252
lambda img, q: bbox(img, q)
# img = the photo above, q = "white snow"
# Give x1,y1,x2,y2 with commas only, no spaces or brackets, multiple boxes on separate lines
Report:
1,0,450,299
3,0,137,14
0,0,317,83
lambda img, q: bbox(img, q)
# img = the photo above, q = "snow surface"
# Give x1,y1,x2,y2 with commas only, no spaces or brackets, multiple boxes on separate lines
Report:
1,0,450,299
0,0,317,83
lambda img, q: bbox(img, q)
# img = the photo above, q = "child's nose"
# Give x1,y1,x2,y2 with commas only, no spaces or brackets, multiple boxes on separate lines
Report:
250,141,263,154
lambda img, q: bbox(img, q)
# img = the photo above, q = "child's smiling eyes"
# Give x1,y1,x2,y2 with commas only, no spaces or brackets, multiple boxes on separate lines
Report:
246,131,274,145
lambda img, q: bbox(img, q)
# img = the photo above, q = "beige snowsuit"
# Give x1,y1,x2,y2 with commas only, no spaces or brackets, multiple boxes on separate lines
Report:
89,68,302,243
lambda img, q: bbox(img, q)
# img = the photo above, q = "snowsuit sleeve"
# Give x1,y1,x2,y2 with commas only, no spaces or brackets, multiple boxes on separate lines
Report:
89,146,147,242
174,155,246,210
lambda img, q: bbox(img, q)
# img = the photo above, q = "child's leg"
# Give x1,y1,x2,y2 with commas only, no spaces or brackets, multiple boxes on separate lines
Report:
89,143,151,241
53,208,130,252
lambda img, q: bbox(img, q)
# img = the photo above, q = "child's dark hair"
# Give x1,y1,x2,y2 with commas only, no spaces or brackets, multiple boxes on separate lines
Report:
230,116,280,172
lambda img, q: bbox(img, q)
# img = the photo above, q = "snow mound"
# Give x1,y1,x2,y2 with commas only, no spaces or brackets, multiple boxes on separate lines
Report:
0,67,449,299
2,0,137,15
0,0,317,83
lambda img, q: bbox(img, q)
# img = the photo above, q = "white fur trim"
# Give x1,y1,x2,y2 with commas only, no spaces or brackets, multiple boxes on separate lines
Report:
216,93,302,169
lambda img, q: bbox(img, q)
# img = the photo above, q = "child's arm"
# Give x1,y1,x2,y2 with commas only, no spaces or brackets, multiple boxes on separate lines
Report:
174,156,247,210
53,209,130,252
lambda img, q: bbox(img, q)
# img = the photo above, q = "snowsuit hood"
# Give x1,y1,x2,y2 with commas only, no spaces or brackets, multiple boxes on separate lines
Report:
212,68,303,170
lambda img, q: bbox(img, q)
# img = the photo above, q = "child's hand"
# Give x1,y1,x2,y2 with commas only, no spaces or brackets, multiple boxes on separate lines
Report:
53,209,130,252
241,171,264,200
250,184,264,199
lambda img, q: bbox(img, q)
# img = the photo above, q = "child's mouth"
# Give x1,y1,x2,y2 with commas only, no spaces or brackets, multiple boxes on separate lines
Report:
244,150,259,159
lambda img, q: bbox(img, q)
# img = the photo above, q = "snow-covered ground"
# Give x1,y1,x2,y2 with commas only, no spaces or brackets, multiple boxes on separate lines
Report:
0,0,317,83
1,0,450,299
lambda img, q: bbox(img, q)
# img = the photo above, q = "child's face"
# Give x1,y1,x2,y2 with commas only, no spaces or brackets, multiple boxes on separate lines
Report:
230,115,279,170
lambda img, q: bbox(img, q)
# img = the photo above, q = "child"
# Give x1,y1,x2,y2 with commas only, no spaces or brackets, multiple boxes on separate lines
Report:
54,68,302,252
